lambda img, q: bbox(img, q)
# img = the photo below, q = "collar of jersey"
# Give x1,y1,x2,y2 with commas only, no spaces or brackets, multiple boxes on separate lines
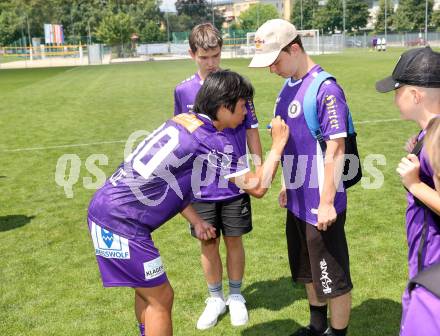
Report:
195,72,204,85
288,64,322,87
198,113,212,121
287,78,302,87
196,113,217,131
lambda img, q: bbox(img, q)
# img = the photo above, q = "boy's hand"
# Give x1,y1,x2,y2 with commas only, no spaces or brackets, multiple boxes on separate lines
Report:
404,134,418,153
193,220,217,241
270,116,289,151
278,188,287,208
317,202,337,231
396,154,421,190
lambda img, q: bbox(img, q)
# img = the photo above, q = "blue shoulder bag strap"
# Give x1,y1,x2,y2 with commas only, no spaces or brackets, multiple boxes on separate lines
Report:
303,71,356,152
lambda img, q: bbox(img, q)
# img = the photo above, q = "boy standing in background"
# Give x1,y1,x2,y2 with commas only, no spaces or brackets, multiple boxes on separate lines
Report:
174,23,262,329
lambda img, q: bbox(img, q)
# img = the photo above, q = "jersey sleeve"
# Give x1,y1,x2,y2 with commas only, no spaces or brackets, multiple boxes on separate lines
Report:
244,99,259,129
174,88,182,116
316,80,349,141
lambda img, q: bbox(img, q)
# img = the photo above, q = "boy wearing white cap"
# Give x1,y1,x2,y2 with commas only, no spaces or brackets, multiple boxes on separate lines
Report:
249,19,352,336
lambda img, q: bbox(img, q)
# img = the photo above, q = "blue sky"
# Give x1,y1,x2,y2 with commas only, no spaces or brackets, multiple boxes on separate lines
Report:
160,0,177,13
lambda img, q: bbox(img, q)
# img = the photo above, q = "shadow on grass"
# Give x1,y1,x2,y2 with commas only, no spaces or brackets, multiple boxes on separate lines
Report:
243,276,307,312
350,298,401,336
242,318,299,336
0,215,34,232
240,296,401,336
0,176,6,178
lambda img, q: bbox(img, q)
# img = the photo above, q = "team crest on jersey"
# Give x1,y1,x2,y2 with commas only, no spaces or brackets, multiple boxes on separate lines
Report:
288,100,302,118
143,257,165,280
91,222,130,259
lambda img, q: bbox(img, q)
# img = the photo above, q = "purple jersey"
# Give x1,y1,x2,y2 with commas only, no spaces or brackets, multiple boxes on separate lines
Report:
405,134,440,279
274,65,348,225
88,113,249,239
174,72,259,201
401,286,440,336
401,131,440,333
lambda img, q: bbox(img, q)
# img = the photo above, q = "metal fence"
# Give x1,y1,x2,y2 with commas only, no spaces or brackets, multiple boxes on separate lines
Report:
2,31,440,69
340,31,440,49
0,44,113,69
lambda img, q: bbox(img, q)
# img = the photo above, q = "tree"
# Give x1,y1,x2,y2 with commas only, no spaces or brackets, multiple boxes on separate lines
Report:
239,4,279,31
54,0,165,44
345,0,369,32
374,0,394,33
96,12,134,46
312,0,341,33
0,2,23,45
174,0,224,30
312,0,368,34
54,0,110,43
291,0,319,30
167,13,193,33
431,9,440,31
0,0,186,46
394,0,433,32
128,0,165,42
140,20,165,42
0,0,168,45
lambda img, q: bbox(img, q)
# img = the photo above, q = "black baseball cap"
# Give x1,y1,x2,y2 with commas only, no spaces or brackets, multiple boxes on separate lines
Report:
376,46,440,93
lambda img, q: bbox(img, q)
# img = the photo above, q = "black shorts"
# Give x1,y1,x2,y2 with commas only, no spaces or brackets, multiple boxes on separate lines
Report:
286,210,352,299
190,194,252,238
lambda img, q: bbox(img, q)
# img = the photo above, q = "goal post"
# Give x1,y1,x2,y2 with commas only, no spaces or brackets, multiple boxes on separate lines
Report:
297,29,320,55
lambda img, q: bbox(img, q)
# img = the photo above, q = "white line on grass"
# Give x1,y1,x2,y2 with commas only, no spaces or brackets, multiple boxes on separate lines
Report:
2,118,403,153
354,118,401,124
2,140,126,152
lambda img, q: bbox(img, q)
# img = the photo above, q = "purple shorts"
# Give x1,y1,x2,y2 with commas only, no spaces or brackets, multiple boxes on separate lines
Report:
88,219,168,288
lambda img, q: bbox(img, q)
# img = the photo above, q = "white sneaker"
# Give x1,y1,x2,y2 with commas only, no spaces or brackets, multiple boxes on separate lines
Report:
196,297,226,330
226,294,249,327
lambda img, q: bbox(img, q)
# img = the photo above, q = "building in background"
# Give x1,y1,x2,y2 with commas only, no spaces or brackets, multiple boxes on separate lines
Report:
214,0,440,31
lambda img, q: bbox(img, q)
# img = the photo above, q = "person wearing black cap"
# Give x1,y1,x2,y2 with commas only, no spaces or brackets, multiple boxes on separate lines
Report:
376,46,440,336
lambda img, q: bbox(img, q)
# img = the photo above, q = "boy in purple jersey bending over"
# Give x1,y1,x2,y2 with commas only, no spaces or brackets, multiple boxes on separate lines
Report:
249,19,352,336
376,47,440,336
87,70,289,336
174,23,262,329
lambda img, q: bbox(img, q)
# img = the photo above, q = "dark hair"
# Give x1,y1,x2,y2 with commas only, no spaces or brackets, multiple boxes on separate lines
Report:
281,35,304,53
189,23,223,53
194,70,254,120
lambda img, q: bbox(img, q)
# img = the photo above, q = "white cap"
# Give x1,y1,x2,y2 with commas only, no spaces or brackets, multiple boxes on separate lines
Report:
249,19,298,68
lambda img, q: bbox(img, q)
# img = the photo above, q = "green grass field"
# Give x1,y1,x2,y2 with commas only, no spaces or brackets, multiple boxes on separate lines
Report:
0,48,421,335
